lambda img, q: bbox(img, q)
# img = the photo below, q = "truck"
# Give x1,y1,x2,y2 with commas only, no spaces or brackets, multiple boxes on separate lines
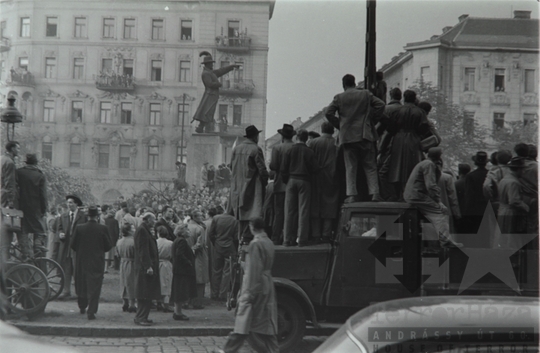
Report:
231,202,539,352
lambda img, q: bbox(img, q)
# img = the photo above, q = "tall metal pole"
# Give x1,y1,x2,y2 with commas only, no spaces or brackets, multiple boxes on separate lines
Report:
364,0,376,92
180,93,186,164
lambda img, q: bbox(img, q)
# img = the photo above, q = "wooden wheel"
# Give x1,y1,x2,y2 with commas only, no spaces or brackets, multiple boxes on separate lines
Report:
5,263,50,316
33,258,65,301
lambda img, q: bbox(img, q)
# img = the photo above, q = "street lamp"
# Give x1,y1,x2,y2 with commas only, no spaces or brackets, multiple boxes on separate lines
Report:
1,96,23,142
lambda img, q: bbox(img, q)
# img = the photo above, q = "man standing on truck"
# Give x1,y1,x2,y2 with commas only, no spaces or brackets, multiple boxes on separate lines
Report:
404,147,462,248
215,217,278,353
325,74,385,203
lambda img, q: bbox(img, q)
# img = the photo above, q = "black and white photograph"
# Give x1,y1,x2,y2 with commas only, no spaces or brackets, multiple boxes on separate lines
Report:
0,0,538,352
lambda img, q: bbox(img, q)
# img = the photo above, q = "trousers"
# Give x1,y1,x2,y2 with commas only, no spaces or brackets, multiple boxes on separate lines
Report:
271,193,285,244
223,332,279,353
284,178,311,245
76,274,104,315
211,248,232,299
135,298,152,322
343,140,379,196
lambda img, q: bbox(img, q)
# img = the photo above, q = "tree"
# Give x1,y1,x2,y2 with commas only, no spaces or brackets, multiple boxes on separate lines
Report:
492,120,538,152
408,80,489,169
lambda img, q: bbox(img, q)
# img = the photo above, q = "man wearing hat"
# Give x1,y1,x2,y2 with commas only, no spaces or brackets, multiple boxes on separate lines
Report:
56,194,87,299
192,51,240,133
70,206,113,320
228,125,269,243
404,147,461,247
17,154,48,258
268,124,296,244
462,151,489,236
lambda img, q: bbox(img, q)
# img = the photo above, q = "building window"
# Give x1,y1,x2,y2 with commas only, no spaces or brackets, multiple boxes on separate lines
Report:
177,103,189,126
124,18,136,39
179,60,190,82
100,102,112,123
46,17,57,37
20,17,30,37
151,60,162,81
101,58,112,73
71,101,83,122
19,57,28,70
233,105,242,126
45,57,56,78
234,61,244,81
70,143,81,167
180,20,192,40
148,146,159,170
74,17,87,38
98,144,110,168
464,68,475,91
494,69,505,92
524,113,537,126
220,60,230,85
176,145,187,164
73,58,84,79
493,112,505,131
121,102,132,124
123,59,133,76
1,21,6,38
151,19,164,40
218,104,228,124
420,66,430,83
463,111,474,136
119,145,130,169
43,100,55,122
103,18,115,38
42,142,53,161
228,20,240,45
149,103,161,125
524,69,535,93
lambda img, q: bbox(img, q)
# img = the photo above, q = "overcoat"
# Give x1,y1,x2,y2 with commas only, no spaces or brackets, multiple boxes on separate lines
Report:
70,220,113,298
56,210,87,270
234,232,277,335
1,154,18,208
116,235,136,299
104,217,120,246
228,140,269,221
269,141,294,193
187,220,209,284
157,237,173,297
17,165,48,234
309,134,339,219
192,65,237,124
171,235,197,303
403,159,442,214
462,167,489,233
133,222,161,300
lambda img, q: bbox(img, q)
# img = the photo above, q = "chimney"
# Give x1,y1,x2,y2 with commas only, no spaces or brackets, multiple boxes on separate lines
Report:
442,26,453,34
514,10,531,19
458,14,469,22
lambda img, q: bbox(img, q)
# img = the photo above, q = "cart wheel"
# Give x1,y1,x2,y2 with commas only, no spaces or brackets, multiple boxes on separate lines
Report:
34,258,65,301
5,264,50,316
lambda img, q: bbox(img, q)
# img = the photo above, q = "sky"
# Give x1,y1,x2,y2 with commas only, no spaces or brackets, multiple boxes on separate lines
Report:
265,0,540,138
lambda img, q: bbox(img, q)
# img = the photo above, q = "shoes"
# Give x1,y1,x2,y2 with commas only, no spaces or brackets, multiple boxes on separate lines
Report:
283,241,298,247
122,305,129,312
80,308,86,314
192,305,204,310
344,196,359,204
128,307,137,313
156,303,164,312
371,194,383,202
173,313,189,321
58,292,72,300
145,319,154,323
134,320,152,326
104,269,108,274
162,305,173,313
87,313,96,320
181,304,192,310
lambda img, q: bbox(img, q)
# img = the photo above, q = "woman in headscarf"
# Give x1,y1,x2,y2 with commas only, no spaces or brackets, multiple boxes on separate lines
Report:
156,225,173,312
170,223,197,321
116,222,137,312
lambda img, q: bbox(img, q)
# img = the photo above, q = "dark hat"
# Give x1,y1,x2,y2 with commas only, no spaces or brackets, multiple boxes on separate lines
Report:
427,147,443,160
508,157,527,169
66,195,83,206
87,206,99,217
472,151,488,165
244,125,262,138
121,202,128,208
202,55,215,64
308,131,321,138
277,124,297,138
25,153,38,165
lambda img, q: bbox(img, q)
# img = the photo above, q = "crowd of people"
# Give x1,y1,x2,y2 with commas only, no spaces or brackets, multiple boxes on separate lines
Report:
200,163,231,191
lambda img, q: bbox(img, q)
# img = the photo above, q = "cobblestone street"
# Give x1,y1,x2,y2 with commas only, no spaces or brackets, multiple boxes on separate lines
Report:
44,335,327,353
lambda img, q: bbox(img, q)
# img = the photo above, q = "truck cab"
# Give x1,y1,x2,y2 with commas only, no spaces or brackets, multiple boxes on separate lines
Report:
267,202,539,351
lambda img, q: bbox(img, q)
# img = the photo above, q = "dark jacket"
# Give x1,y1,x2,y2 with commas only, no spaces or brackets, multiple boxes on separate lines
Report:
172,236,196,277
269,140,294,193
464,167,489,217
1,154,18,208
310,134,339,219
133,222,161,300
281,142,318,183
207,213,238,256
17,165,48,234
104,217,120,245
56,209,87,265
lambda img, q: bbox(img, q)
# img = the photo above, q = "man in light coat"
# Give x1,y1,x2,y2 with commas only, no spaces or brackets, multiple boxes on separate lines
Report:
325,74,385,203
187,210,208,309
228,125,269,243
216,217,278,353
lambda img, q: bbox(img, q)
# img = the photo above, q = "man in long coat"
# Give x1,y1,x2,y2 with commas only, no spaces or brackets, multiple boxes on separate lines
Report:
192,52,239,133
70,206,113,320
463,152,489,238
217,217,278,353
310,122,339,242
228,125,269,243
269,123,295,245
17,154,48,258
133,212,161,326
186,210,209,309
57,195,87,299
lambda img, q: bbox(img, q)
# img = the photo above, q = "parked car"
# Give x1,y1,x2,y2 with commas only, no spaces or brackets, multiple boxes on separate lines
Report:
313,296,539,353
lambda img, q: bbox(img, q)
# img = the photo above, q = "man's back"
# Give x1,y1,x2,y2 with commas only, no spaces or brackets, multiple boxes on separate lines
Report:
17,165,47,213
208,214,238,252
1,154,17,207
282,143,317,180
270,141,294,193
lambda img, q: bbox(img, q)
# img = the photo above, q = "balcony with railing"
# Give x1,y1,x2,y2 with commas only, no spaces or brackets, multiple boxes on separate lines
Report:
95,72,135,92
7,69,35,87
0,37,10,52
219,79,254,97
215,35,251,53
